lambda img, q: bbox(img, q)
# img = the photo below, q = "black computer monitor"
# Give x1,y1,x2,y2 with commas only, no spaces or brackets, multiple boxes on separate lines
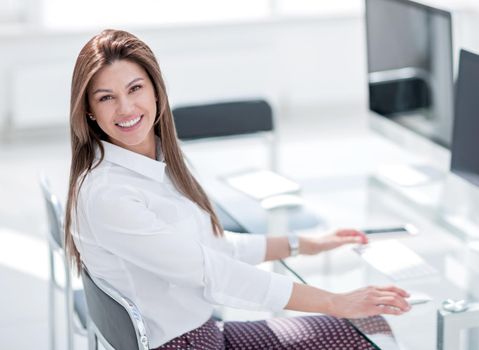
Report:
450,49,479,187
365,0,454,149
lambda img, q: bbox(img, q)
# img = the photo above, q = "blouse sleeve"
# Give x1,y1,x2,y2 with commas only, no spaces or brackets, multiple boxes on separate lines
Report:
221,230,266,265
85,184,293,311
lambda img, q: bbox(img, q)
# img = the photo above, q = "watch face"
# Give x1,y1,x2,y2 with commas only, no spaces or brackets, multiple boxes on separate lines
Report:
288,234,299,256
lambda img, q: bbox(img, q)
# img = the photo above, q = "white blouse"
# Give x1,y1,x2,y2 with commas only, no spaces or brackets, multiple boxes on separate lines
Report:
72,140,294,347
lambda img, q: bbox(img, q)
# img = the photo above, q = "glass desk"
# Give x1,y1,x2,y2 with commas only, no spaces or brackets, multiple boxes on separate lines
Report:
204,171,479,350
285,176,479,350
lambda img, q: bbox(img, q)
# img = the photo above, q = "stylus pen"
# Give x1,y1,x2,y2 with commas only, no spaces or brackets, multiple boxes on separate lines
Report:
362,227,408,234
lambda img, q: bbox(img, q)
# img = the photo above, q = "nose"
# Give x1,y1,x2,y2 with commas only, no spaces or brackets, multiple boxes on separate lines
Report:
116,95,135,117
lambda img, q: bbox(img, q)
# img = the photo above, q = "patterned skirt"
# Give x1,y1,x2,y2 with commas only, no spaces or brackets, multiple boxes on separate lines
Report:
154,315,375,350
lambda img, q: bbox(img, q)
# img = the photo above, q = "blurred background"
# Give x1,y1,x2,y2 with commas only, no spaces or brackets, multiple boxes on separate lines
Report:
2,0,479,349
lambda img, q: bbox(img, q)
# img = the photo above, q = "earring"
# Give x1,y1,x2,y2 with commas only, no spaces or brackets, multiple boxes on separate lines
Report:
87,114,96,121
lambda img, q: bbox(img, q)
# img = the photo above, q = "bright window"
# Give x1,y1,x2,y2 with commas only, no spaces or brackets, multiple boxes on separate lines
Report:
41,0,271,29
0,0,363,29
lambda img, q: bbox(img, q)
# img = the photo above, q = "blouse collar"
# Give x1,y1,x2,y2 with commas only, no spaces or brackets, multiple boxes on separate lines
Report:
97,138,166,182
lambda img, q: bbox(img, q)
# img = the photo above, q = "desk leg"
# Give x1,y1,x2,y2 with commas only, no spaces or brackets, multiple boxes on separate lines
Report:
437,303,479,350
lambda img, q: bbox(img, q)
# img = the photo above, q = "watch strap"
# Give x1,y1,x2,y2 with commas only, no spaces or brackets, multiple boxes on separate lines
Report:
287,232,300,257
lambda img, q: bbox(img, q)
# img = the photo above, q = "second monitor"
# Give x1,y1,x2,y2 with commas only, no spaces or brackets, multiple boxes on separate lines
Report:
450,49,479,187
365,0,454,149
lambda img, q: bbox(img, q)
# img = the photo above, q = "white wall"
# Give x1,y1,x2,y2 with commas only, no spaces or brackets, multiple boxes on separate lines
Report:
0,15,367,135
1,4,478,136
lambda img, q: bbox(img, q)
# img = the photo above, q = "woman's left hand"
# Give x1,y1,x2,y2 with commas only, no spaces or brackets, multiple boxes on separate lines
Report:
300,229,368,255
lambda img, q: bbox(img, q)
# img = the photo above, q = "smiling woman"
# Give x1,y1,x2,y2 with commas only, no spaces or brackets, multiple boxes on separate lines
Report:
66,29,224,272
65,29,409,349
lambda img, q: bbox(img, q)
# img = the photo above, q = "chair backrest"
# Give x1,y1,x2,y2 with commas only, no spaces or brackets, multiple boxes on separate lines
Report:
172,99,273,141
39,175,64,249
81,267,149,350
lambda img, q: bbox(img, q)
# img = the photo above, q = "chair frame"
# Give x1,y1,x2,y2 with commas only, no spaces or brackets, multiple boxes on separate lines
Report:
40,175,86,350
81,266,150,350
41,175,149,350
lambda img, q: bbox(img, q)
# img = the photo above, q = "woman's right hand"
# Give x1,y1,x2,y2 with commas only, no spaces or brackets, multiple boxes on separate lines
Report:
328,285,411,318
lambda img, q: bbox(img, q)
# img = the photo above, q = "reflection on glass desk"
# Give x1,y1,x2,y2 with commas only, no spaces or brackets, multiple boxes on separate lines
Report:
205,172,479,349
282,177,479,350
349,316,399,350
352,240,438,281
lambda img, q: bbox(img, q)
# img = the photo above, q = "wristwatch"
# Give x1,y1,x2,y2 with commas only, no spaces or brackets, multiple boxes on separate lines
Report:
287,232,300,257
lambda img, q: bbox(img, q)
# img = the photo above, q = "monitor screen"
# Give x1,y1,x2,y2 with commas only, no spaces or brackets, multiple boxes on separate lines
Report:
365,0,454,148
450,49,479,187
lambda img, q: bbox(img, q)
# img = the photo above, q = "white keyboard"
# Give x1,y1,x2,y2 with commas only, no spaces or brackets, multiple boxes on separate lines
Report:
353,240,438,281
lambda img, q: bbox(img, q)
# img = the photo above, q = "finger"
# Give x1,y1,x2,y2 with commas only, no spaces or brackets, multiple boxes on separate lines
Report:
337,229,363,237
377,296,410,311
356,230,369,243
376,290,406,299
337,230,368,244
337,236,365,245
375,304,405,316
377,285,410,297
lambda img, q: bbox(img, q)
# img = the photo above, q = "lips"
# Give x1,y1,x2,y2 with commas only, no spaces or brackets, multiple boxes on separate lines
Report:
115,115,143,129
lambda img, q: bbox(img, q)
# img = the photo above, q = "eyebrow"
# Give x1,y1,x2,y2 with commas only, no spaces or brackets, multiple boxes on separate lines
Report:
92,77,144,95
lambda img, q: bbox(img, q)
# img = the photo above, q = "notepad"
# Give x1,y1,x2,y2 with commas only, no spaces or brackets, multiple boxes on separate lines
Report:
223,170,301,200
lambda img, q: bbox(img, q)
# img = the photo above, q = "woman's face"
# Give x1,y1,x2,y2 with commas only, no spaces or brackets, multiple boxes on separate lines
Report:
88,59,157,157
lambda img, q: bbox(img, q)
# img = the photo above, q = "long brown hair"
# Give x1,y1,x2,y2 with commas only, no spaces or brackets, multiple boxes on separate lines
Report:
65,29,223,272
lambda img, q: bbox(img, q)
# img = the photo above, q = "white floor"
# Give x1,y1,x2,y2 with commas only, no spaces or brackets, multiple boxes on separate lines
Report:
0,102,413,349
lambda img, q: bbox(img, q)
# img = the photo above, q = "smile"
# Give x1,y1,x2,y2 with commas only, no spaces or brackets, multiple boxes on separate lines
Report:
115,115,143,128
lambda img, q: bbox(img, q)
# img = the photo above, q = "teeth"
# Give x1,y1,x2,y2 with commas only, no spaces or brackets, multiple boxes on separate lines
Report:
117,116,141,128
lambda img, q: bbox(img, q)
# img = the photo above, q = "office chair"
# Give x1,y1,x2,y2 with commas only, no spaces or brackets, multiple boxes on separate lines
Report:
172,99,321,234
39,176,88,350
81,266,150,350
173,99,274,140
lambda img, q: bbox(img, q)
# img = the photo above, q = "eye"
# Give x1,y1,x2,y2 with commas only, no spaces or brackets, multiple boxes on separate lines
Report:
129,84,142,93
99,95,113,102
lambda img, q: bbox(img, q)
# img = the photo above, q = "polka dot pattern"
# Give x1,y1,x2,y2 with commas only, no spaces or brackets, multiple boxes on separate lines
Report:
154,318,224,349
350,315,394,337
153,316,375,350
222,315,375,350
